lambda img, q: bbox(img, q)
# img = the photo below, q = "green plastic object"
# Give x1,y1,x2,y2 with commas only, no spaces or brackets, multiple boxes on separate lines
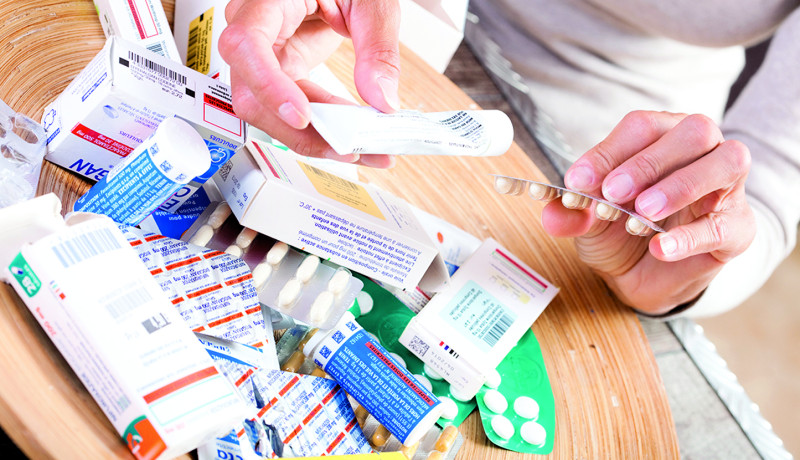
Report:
350,274,477,428
475,328,555,454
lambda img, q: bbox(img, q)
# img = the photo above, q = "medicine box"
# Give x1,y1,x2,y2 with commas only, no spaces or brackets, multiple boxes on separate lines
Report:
399,0,468,73
399,238,559,398
214,139,450,291
93,0,181,62
173,0,230,82
41,36,246,212
1,197,247,460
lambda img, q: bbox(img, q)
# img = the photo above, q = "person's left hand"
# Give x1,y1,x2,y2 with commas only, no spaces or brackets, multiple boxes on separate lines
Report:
541,111,755,315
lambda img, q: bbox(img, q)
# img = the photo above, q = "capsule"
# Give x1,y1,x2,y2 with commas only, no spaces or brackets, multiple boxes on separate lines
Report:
493,176,526,196
528,182,561,201
625,215,655,236
371,425,390,447
188,224,214,247
207,202,232,229
434,425,459,453
594,202,623,221
561,191,592,209
281,350,306,373
235,227,259,249
295,255,321,283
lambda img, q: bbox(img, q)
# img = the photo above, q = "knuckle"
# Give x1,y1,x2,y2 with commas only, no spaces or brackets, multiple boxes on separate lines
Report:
588,140,617,173
365,44,401,75
682,114,721,149
706,213,729,249
621,110,661,139
631,151,663,181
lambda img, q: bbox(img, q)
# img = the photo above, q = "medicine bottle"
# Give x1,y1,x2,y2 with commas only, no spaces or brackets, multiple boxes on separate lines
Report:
303,311,442,446
73,117,210,225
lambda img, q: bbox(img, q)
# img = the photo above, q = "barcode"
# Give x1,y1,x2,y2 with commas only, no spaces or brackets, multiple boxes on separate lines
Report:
406,336,429,357
217,160,232,181
186,25,200,70
51,227,122,268
482,313,514,347
101,285,153,320
146,41,166,57
127,51,187,85
306,164,359,191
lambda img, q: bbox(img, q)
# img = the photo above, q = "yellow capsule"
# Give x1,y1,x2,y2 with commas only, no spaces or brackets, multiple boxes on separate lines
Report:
426,451,444,460
399,441,419,459
371,425,390,447
310,367,327,378
281,350,305,373
594,202,623,221
354,405,369,428
434,425,459,453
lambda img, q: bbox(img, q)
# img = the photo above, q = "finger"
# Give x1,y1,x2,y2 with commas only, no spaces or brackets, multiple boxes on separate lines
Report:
635,139,750,221
541,200,599,238
564,111,686,193
601,114,724,203
318,0,401,112
276,19,344,80
649,202,755,262
219,1,316,129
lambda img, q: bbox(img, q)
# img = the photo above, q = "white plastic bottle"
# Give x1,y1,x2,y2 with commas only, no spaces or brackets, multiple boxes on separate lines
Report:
303,312,443,446
73,117,210,225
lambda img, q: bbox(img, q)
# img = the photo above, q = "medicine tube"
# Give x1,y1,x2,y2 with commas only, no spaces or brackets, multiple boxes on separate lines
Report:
73,117,211,225
303,312,443,446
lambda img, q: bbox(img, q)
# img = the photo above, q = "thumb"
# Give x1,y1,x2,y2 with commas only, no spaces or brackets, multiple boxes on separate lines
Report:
346,0,402,112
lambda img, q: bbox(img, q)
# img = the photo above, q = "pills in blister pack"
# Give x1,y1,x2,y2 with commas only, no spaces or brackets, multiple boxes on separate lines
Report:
483,389,508,414
491,415,515,440
514,396,540,420
491,174,665,236
182,202,364,329
520,421,547,446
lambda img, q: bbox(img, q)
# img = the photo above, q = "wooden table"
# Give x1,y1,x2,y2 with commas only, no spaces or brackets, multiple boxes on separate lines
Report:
0,1,679,458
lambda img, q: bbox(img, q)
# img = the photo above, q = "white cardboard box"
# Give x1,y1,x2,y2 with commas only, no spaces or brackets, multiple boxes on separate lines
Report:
0,195,247,460
173,0,230,81
41,36,246,212
94,0,182,62
400,238,559,398
214,139,449,291
399,0,468,73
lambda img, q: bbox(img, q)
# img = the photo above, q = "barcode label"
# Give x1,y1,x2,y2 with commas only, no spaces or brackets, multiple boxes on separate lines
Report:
51,227,122,268
101,284,153,320
406,336,430,357
482,313,514,347
186,25,200,70
305,164,359,191
127,51,187,85
146,41,166,57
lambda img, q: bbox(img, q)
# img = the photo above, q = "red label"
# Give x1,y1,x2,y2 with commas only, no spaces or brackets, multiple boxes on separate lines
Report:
71,123,133,157
143,366,218,403
204,93,235,115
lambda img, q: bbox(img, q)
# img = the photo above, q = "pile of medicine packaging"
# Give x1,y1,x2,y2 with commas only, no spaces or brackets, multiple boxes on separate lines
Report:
0,1,562,459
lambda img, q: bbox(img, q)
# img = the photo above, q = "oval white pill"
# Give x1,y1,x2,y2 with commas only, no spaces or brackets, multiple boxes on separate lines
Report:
389,352,406,368
266,241,289,265
424,363,443,380
520,421,546,446
438,397,459,420
449,384,473,402
251,263,273,291
235,227,258,249
514,396,539,420
224,244,243,258
207,202,231,229
310,291,334,324
490,415,515,440
413,374,432,392
278,279,302,308
483,389,508,414
561,191,591,209
484,368,502,389
327,269,351,295
356,291,374,315
188,224,214,247
296,255,320,283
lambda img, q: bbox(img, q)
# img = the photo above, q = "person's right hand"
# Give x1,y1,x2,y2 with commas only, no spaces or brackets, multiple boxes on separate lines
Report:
219,0,401,168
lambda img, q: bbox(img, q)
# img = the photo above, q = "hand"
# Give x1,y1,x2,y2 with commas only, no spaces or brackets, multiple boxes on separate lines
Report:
219,0,400,168
542,111,755,315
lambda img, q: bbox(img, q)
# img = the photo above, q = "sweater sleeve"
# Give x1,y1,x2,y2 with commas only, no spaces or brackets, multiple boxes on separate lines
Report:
678,7,800,318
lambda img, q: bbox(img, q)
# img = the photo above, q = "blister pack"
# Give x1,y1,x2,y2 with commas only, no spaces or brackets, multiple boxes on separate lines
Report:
184,202,364,329
475,329,555,454
492,174,665,236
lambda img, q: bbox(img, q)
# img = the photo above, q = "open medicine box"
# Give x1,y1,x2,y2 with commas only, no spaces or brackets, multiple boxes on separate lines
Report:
214,139,450,291
41,36,246,212
400,238,559,399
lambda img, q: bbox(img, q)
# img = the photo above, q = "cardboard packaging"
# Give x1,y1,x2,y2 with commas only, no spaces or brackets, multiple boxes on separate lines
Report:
173,0,230,81
93,0,182,62
399,238,559,398
41,36,246,212
0,195,248,460
399,0,468,73
213,139,449,291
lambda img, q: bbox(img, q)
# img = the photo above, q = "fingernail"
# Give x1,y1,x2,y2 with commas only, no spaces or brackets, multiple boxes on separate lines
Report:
565,165,595,190
603,174,634,202
278,102,309,129
360,155,396,169
659,235,678,256
377,76,400,111
638,190,667,219
324,149,359,163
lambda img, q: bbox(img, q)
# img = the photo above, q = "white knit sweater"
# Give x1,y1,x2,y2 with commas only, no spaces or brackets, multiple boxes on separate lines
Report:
468,0,800,316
